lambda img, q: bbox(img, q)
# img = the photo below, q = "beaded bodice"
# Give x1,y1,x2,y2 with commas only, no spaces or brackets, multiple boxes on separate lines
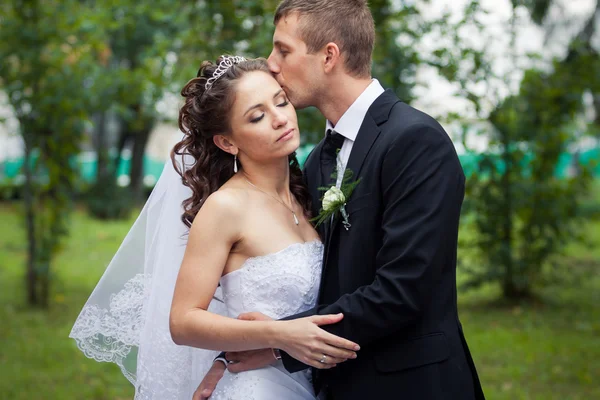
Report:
219,240,324,320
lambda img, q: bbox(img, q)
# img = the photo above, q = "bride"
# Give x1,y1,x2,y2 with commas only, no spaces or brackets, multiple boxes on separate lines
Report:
70,55,358,400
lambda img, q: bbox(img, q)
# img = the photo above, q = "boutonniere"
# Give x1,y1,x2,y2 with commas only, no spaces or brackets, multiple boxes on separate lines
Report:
312,168,361,231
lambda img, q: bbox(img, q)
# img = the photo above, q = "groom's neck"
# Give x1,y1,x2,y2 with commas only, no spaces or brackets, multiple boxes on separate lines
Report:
318,75,373,126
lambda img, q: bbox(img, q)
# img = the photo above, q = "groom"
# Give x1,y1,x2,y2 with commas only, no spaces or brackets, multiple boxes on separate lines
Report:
196,0,485,399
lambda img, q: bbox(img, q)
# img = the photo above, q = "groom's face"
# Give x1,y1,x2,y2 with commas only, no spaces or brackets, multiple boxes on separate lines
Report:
268,13,323,110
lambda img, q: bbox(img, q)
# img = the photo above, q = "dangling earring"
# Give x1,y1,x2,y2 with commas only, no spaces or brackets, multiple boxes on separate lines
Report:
233,154,238,173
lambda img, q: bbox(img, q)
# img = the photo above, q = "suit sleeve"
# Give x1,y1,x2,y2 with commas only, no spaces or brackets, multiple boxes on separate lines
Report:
281,124,465,373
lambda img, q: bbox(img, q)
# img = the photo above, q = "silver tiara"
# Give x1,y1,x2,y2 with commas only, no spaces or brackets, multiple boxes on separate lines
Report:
204,55,247,91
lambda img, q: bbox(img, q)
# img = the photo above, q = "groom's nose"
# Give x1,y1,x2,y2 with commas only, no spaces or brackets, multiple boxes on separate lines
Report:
267,51,280,75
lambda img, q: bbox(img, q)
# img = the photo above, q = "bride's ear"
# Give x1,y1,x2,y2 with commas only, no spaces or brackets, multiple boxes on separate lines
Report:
213,135,238,156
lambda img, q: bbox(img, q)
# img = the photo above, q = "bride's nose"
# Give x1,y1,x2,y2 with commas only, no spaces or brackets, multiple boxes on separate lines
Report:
272,109,288,129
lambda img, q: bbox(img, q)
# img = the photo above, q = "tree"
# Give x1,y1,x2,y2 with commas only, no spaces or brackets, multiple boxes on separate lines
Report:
0,0,104,306
515,0,600,138
84,1,198,216
463,68,595,299
100,1,188,202
453,2,599,299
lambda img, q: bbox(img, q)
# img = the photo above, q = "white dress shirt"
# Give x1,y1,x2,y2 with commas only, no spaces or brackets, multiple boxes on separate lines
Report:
325,79,385,188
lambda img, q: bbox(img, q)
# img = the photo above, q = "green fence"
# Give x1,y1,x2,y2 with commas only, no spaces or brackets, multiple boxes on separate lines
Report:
1,146,599,185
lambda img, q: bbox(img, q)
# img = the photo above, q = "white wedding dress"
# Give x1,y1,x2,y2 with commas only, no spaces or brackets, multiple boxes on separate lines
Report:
210,240,323,400
69,158,325,399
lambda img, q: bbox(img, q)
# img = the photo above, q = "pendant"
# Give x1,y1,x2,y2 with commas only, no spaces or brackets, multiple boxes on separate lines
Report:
293,212,299,225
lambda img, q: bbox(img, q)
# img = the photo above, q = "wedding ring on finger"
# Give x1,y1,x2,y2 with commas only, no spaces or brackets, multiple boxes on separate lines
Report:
319,354,327,364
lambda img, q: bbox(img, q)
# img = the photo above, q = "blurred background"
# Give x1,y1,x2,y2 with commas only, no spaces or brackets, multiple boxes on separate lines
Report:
0,0,599,398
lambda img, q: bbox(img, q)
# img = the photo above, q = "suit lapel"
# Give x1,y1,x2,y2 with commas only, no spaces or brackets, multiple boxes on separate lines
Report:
318,90,402,301
325,90,401,243
346,89,402,182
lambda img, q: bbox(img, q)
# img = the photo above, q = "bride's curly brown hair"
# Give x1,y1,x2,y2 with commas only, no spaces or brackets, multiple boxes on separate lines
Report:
172,56,311,228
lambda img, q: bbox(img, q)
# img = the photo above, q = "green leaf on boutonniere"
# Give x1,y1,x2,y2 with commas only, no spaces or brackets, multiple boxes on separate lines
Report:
311,168,361,228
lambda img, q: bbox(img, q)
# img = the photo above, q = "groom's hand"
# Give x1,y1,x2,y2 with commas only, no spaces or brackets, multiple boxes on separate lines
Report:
226,349,277,373
192,361,226,400
238,311,272,321
223,312,278,372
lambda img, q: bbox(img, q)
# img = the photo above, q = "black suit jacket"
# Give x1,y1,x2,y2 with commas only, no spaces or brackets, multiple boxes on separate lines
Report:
281,90,485,400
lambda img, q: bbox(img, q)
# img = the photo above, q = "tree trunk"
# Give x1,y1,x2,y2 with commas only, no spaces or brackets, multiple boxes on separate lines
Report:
129,125,151,202
94,111,110,182
40,265,49,308
113,129,130,180
593,94,600,132
22,141,38,306
500,130,514,299
501,280,532,301
118,104,153,202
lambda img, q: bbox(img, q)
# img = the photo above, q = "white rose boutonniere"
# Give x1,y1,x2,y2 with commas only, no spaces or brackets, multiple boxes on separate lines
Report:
312,168,361,231
322,187,345,212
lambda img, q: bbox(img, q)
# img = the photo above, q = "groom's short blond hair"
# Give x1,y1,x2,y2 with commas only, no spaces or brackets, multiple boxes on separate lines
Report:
274,0,375,78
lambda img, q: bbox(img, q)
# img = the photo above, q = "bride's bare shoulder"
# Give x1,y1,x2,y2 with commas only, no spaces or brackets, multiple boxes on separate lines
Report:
207,187,248,210
189,186,249,232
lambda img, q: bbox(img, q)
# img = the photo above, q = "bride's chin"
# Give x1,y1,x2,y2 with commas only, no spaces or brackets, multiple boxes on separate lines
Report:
286,137,301,154
289,143,300,154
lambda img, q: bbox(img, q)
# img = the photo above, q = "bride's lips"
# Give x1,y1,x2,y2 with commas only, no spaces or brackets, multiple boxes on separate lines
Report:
276,128,295,142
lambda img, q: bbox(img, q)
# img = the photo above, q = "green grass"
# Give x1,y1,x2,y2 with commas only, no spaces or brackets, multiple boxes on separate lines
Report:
457,219,600,399
0,204,135,400
0,202,599,399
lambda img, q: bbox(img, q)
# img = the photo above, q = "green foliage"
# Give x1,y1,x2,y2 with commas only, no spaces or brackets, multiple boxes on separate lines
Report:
0,0,106,306
86,1,191,200
511,0,552,25
0,181,22,201
457,4,599,299
84,176,134,220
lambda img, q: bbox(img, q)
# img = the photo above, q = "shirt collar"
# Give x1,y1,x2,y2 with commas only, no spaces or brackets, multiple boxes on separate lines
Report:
325,79,385,142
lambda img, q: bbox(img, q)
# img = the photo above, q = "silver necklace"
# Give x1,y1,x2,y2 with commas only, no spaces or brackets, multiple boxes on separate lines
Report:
244,178,300,225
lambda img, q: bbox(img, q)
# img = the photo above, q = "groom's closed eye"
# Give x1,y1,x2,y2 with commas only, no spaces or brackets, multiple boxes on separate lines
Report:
274,43,289,57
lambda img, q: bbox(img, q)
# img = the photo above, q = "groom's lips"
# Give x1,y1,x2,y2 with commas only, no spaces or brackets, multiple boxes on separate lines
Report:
276,128,295,142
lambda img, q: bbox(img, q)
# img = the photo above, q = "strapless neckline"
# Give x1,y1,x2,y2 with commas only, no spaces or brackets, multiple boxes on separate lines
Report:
222,239,323,279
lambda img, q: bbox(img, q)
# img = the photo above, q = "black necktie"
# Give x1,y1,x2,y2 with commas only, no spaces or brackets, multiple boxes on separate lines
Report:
314,130,344,397
320,129,345,186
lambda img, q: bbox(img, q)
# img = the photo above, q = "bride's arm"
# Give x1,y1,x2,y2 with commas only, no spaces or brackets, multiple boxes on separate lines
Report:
169,190,275,351
169,190,359,363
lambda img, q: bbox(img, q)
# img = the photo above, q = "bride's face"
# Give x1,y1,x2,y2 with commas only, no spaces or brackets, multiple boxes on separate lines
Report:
228,71,300,163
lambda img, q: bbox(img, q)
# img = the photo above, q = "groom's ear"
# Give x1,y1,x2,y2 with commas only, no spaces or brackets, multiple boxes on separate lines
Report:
213,135,238,156
323,42,341,73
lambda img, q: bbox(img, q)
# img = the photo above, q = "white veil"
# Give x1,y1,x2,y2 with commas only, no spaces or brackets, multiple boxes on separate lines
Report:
70,153,226,399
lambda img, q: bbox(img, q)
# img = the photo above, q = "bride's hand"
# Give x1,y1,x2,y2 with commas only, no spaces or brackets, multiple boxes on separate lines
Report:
275,313,360,369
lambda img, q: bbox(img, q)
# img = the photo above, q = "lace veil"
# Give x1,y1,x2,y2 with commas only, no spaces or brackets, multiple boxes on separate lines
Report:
69,152,226,399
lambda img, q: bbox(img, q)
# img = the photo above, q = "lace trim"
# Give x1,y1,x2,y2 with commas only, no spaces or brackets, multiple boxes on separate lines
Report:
70,273,151,385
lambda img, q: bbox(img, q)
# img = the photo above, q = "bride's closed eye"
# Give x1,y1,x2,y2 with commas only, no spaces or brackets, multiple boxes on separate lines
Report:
249,98,289,123
250,114,264,123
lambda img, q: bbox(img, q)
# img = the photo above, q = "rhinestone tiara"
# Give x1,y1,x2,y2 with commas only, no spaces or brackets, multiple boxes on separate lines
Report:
204,55,247,92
